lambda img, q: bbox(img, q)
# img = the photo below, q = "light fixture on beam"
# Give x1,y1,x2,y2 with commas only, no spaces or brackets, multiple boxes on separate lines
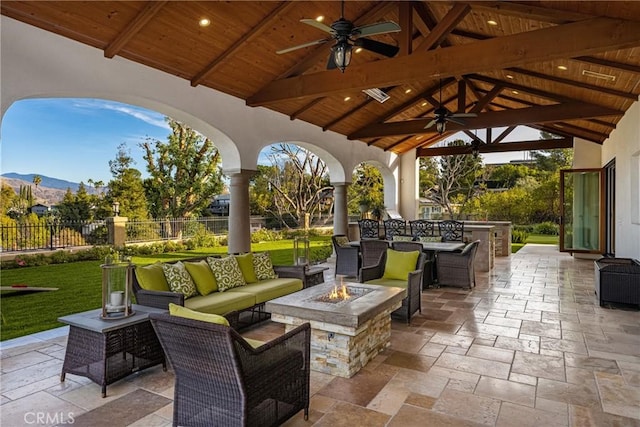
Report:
362,88,390,103
435,119,446,134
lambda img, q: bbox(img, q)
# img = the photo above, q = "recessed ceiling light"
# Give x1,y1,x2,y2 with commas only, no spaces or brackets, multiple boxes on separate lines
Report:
487,20,498,26
198,18,211,27
416,136,424,140
506,74,514,79
405,89,412,94
557,65,568,71
354,47,363,54
512,90,519,94
316,15,324,22
344,96,351,102
554,123,564,128
421,102,428,107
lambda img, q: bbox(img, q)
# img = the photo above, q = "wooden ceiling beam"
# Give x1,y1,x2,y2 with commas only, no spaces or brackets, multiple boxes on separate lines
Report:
528,123,603,144
349,102,623,139
247,17,640,106
417,138,574,157
505,67,637,100
322,99,373,131
290,98,325,121
468,74,586,104
573,56,640,74
191,1,295,86
398,2,413,56
467,2,595,24
415,3,470,52
492,126,516,144
104,1,167,58
470,83,504,113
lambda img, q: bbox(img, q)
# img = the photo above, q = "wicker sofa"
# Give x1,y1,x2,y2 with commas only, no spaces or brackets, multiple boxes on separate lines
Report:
132,255,306,320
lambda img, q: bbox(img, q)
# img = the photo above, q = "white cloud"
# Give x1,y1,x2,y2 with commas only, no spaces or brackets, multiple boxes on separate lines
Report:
72,99,170,130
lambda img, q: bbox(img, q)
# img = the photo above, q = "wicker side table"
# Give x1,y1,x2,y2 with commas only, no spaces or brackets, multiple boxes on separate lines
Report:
594,258,640,307
58,305,167,397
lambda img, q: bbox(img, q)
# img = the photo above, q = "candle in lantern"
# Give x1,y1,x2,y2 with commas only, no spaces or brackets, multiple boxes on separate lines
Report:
110,291,124,307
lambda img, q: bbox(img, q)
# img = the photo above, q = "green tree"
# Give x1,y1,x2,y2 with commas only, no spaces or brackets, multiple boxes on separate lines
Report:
249,164,277,216
485,163,535,189
141,119,223,218
56,187,90,221
32,175,42,189
106,143,149,219
418,157,438,196
348,163,384,216
429,140,483,219
1,184,16,215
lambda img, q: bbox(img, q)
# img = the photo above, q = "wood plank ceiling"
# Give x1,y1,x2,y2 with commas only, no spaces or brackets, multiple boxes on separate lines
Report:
3,1,640,157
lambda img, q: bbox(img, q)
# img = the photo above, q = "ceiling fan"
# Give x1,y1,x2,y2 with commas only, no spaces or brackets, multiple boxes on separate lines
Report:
424,80,477,134
276,1,401,72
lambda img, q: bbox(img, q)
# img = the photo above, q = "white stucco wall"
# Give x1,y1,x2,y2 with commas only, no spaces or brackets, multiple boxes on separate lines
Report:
601,100,640,259
0,16,402,205
572,138,602,169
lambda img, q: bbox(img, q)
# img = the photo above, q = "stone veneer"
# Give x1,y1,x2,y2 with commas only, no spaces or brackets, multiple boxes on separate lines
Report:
266,282,405,378
272,301,400,378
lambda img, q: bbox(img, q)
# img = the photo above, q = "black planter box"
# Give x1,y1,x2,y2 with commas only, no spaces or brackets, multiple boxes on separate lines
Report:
594,258,640,307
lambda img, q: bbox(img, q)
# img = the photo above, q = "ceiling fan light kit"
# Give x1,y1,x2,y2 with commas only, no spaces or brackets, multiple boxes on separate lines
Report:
276,1,400,72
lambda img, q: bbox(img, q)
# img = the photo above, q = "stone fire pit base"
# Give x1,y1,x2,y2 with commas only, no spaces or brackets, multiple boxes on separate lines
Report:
272,302,399,377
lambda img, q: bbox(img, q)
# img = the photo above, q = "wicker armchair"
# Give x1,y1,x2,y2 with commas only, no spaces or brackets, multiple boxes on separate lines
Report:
332,234,360,277
409,220,437,240
435,240,480,289
360,239,390,268
438,220,465,242
383,219,407,240
358,219,381,239
360,249,425,324
149,313,310,427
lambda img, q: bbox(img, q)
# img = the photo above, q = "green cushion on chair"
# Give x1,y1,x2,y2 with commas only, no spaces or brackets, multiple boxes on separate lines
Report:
419,236,441,243
136,262,170,292
235,253,258,284
184,260,218,295
169,303,229,326
335,236,350,246
383,249,420,280
253,252,278,280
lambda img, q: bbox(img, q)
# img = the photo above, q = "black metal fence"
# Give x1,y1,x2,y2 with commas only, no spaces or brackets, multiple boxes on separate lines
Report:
0,220,108,252
125,217,231,243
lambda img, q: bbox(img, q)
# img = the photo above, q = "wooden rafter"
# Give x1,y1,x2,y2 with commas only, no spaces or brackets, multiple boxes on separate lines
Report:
348,102,623,139
492,126,516,144
104,1,167,58
191,2,295,86
467,1,595,24
414,3,470,52
322,98,373,131
417,137,574,157
572,56,640,74
247,17,640,106
398,2,413,56
290,98,325,121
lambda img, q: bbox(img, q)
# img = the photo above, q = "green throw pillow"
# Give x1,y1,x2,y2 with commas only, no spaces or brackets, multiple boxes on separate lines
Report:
252,252,278,280
136,262,170,292
207,256,246,292
184,260,218,296
235,253,258,284
383,249,420,280
335,236,350,247
162,262,198,298
169,303,229,326
419,236,442,243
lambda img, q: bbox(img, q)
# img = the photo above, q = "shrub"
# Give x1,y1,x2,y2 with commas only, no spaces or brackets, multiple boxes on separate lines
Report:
251,228,284,243
533,221,559,235
511,230,529,243
310,245,332,263
513,224,534,233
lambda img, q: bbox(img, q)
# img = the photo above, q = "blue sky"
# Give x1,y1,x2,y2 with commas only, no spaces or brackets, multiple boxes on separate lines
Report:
1,98,535,185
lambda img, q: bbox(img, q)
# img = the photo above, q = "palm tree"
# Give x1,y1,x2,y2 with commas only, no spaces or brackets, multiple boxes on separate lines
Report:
33,175,42,189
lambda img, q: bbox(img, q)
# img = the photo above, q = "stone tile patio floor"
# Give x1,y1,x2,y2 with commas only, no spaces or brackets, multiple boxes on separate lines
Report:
2,244,639,426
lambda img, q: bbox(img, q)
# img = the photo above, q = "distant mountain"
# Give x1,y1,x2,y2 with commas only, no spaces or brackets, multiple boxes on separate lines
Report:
0,173,100,206
1,173,84,191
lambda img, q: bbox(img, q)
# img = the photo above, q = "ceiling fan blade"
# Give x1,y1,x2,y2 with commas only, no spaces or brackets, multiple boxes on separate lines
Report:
354,38,399,57
424,119,436,129
300,18,335,34
446,117,467,126
354,21,401,38
450,113,478,118
276,38,328,54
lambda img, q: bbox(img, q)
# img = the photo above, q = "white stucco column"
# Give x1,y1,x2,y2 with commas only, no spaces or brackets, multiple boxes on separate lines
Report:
332,182,349,236
228,170,255,254
398,148,419,220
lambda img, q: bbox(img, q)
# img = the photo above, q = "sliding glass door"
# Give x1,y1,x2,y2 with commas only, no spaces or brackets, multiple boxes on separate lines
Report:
560,169,604,254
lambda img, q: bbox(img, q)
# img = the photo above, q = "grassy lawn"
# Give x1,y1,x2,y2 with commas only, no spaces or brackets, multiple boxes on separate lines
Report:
1,238,331,341
512,234,559,253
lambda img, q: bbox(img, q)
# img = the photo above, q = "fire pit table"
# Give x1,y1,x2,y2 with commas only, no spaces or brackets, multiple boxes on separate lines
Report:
265,281,404,378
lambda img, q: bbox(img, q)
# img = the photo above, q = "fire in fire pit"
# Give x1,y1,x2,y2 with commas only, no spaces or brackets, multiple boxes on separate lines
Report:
314,284,373,304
